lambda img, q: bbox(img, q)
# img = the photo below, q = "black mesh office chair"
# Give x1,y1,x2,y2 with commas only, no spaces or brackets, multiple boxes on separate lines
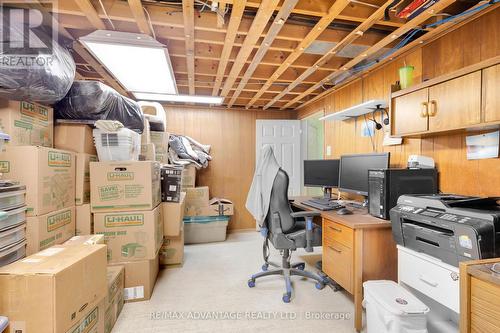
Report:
247,168,328,303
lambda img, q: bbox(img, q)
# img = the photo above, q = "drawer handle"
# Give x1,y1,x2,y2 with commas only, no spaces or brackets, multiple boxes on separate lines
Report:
420,102,428,117
329,226,342,233
328,246,342,253
418,274,439,287
428,100,437,117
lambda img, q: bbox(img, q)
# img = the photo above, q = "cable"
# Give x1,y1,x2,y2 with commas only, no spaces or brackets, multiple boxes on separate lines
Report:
142,6,156,39
363,114,376,152
97,0,115,30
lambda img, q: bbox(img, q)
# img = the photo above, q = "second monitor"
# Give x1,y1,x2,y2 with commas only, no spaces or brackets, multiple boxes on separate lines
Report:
304,159,340,199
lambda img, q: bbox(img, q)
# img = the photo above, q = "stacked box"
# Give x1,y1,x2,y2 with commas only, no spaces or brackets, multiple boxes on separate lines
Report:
150,131,169,164
105,265,125,330
54,123,97,155
181,165,196,191
91,160,162,302
160,192,186,265
161,165,183,202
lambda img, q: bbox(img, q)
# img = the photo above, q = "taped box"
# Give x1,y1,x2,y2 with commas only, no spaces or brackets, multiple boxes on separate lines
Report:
64,234,104,246
76,203,93,235
90,161,161,213
26,206,76,255
184,187,209,217
0,146,76,216
76,153,98,205
0,99,53,148
162,192,186,237
54,123,97,155
0,244,107,333
160,229,184,266
94,205,163,263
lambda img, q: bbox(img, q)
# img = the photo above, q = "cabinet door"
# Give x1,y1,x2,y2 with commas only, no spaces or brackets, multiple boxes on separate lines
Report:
483,64,500,123
428,71,481,132
392,89,429,135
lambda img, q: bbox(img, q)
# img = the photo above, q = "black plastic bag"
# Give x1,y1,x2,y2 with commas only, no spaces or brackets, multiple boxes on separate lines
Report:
55,80,144,133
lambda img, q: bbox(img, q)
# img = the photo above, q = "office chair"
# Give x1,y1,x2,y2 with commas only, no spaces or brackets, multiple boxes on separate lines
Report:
247,168,328,303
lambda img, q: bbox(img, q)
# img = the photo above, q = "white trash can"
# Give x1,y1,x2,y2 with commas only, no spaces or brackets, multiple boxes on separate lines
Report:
364,280,429,333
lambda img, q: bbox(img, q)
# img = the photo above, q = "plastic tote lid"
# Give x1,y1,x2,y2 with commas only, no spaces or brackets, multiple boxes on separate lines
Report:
363,280,429,315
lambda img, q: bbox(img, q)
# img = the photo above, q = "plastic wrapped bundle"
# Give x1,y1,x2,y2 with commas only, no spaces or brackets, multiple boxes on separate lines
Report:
55,81,144,133
0,7,75,104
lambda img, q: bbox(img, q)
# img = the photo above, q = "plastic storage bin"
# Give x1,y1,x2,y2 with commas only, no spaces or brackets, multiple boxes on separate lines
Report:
0,239,26,267
0,223,26,249
93,127,141,161
183,216,229,244
0,316,8,332
364,280,429,333
0,182,26,211
0,206,26,232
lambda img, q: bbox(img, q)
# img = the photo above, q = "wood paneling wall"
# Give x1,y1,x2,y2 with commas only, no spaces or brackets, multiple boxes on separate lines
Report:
165,105,295,230
297,9,500,197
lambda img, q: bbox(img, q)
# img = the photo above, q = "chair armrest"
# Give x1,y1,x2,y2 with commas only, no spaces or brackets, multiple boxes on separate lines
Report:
290,211,321,219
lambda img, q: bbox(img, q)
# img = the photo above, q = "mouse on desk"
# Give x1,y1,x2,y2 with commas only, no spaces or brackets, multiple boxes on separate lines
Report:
337,208,353,215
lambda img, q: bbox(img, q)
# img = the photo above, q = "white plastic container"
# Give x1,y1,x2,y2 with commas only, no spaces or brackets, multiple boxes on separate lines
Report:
0,183,26,211
93,127,141,161
138,101,167,131
0,132,10,152
183,216,229,244
0,206,26,232
0,223,26,249
364,280,429,333
0,239,26,267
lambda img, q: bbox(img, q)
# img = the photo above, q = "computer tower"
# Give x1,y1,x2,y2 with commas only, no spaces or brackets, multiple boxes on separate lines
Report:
368,168,438,219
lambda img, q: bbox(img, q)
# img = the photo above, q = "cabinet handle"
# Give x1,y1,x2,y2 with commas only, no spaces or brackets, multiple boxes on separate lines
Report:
418,274,439,287
428,100,437,117
329,226,342,233
328,246,342,253
420,102,428,117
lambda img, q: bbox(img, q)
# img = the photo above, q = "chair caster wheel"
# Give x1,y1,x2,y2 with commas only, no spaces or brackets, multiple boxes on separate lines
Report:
282,293,291,303
261,264,268,271
248,279,256,288
315,282,325,290
296,263,305,271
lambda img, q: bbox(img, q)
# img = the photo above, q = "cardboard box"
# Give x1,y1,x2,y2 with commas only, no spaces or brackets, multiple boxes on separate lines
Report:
90,161,161,213
106,265,124,327
0,99,53,148
181,165,196,190
160,230,184,266
109,255,159,303
155,152,169,165
54,123,97,155
26,206,76,255
162,192,186,237
161,165,183,202
140,143,155,161
184,187,209,217
64,234,104,246
67,298,107,333
0,146,76,216
150,131,169,154
0,244,107,333
76,153,98,205
141,118,151,145
94,205,164,263
196,198,234,217
76,203,93,235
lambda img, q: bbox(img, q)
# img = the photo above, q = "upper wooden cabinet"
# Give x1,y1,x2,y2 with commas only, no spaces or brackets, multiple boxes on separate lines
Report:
483,64,500,123
391,57,499,136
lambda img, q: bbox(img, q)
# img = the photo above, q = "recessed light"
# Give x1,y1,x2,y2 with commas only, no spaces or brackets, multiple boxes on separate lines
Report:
391,34,398,39
355,30,364,36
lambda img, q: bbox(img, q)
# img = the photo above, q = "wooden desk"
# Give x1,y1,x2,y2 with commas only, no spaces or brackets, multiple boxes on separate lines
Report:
292,197,398,332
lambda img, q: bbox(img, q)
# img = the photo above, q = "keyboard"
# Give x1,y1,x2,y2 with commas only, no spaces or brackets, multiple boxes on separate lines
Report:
302,200,344,211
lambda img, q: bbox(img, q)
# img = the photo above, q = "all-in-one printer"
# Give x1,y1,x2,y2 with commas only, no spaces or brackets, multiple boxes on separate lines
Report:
390,194,500,267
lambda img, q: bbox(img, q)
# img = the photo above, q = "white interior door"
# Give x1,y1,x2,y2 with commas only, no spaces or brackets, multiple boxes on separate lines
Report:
256,120,301,196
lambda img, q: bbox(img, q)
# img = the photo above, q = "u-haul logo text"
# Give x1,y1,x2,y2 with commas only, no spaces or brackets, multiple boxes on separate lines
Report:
48,151,71,167
105,214,144,227
0,161,10,173
68,306,98,333
47,210,72,232
107,172,134,181
20,101,49,121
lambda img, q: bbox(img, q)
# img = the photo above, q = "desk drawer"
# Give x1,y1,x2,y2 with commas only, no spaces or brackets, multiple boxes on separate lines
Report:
323,219,353,248
323,238,353,293
398,247,459,313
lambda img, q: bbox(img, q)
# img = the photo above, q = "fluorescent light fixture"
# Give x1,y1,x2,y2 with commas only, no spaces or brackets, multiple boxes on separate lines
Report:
134,92,224,105
80,30,177,95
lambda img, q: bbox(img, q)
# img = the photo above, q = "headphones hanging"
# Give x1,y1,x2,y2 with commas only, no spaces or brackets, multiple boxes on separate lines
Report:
382,109,390,125
371,111,383,130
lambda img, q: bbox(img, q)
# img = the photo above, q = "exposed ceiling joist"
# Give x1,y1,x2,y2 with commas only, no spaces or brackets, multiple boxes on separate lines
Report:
127,0,153,36
219,0,281,97
246,0,351,108
264,0,395,110
217,1,227,28
182,0,195,94
211,0,247,95
227,0,299,107
73,0,106,30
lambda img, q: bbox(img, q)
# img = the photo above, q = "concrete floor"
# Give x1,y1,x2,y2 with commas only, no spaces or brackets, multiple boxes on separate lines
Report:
112,231,357,333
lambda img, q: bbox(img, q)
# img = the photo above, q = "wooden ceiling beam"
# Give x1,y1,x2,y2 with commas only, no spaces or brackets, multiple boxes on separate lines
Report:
227,0,299,107
264,0,394,109
211,0,247,95
73,0,106,30
182,0,195,94
127,0,153,36
246,0,351,108
219,0,281,97
217,1,227,28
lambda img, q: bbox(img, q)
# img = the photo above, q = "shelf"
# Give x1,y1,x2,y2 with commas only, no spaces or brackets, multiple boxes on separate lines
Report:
319,99,388,121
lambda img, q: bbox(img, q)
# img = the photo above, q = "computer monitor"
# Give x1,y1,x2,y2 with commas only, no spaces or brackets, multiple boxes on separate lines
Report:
339,153,390,197
304,159,340,198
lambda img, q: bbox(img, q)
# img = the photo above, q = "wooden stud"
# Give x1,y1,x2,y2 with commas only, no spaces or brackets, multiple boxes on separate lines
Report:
182,0,195,95
212,0,247,95
127,0,153,36
245,0,351,108
217,1,227,28
73,0,106,30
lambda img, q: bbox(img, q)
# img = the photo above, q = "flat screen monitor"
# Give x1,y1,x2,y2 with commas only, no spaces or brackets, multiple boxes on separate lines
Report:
304,159,340,188
339,153,390,196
